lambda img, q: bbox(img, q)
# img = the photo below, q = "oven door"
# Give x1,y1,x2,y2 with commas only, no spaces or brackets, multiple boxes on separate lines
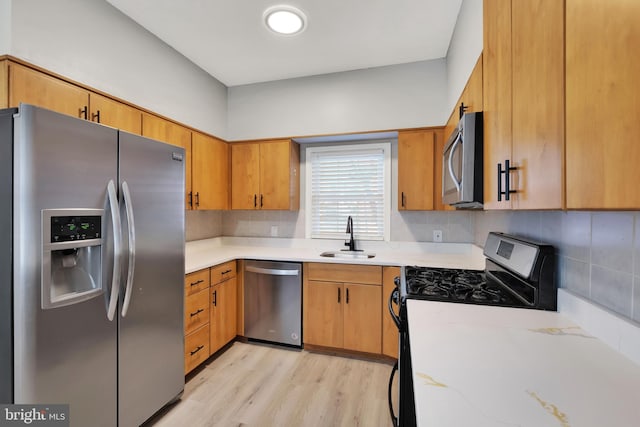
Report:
442,125,464,206
387,287,417,427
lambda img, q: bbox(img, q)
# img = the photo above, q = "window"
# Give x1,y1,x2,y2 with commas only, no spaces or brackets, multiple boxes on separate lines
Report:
306,142,391,241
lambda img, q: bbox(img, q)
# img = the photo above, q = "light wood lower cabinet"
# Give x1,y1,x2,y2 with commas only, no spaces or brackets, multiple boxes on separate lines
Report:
183,261,237,375
304,263,382,355
382,266,400,359
210,277,237,354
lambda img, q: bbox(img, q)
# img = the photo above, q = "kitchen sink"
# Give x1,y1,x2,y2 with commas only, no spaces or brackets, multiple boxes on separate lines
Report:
319,251,376,259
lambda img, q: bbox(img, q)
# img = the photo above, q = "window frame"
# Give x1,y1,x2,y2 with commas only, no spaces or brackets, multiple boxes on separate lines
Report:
304,141,392,241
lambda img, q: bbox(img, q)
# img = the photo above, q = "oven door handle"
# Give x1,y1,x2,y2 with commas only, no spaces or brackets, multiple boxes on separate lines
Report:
388,360,399,427
388,288,401,330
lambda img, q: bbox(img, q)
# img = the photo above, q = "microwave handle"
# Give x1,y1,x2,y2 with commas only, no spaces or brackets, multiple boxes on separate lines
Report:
447,131,463,192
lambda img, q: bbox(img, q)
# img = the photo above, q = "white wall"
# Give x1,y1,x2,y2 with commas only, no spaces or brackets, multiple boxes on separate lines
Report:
227,59,447,141
8,0,227,138
0,0,10,54
445,0,483,113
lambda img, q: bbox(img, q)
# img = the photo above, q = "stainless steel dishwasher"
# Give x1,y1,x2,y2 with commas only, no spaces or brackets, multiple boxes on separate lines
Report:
244,260,302,347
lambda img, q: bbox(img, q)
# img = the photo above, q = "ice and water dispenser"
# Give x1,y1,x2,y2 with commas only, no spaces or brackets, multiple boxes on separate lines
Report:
41,209,104,309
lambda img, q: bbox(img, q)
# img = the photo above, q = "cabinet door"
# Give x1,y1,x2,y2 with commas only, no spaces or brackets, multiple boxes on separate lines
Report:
382,267,400,359
398,130,435,210
483,0,513,210
9,63,89,119
231,142,260,209
193,132,229,210
343,283,381,353
210,278,237,354
142,113,192,209
566,0,640,209
259,139,294,210
89,93,142,135
511,0,564,210
305,281,343,348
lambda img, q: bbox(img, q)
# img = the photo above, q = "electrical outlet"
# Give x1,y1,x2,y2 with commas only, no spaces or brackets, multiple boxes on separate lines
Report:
433,230,443,242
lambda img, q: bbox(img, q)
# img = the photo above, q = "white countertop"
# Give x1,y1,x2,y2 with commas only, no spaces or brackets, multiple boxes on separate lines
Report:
185,237,486,273
407,298,640,427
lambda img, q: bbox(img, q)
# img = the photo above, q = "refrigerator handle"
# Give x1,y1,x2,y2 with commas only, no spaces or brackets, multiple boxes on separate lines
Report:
121,181,136,317
106,180,122,321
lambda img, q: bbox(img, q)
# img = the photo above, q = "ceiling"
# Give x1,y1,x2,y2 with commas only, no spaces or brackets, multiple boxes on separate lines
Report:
106,0,463,87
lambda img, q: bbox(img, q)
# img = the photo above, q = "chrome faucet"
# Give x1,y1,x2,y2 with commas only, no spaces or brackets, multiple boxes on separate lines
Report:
344,216,357,251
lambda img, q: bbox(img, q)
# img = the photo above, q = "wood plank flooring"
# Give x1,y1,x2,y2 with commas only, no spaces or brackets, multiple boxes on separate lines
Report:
146,341,396,427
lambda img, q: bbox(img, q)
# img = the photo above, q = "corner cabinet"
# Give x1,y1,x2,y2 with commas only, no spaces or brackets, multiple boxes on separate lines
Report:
565,0,640,209
483,0,564,210
231,139,300,210
303,263,382,354
397,130,435,210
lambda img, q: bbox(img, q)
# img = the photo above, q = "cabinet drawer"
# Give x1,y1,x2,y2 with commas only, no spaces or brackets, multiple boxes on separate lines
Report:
184,324,209,374
211,260,236,284
307,263,382,285
184,288,210,335
185,269,210,296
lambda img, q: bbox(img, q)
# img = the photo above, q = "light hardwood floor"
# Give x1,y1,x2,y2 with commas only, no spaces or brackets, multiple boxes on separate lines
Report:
146,342,396,427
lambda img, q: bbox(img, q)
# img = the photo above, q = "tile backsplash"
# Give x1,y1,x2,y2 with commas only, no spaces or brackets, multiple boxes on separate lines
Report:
186,207,640,324
475,211,640,324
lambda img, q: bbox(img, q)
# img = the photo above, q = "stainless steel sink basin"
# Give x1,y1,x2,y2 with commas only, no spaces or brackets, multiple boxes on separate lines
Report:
320,251,376,259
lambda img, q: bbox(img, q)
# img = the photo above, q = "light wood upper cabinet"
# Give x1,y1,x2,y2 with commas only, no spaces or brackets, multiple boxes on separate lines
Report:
483,0,564,210
398,130,435,211
192,132,229,210
89,92,141,135
142,113,193,210
9,62,89,118
0,60,8,109
231,139,300,210
565,0,640,209
382,266,400,359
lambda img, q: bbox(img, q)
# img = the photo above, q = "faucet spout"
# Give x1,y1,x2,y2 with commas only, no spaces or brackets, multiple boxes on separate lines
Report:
345,216,356,251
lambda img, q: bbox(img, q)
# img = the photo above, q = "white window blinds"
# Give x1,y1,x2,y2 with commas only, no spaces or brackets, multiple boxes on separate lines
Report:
307,143,390,241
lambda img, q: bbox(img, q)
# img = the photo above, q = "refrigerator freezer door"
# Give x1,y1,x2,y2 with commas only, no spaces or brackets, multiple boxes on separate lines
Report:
117,131,185,426
12,105,118,426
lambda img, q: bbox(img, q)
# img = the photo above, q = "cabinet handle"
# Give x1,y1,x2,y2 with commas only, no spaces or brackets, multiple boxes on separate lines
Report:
458,102,468,119
401,192,406,208
254,194,257,208
79,106,88,120
221,269,232,275
337,287,341,303
346,288,350,304
213,290,217,306
260,194,264,208
190,345,204,356
188,192,193,208
189,308,204,317
195,192,200,208
190,279,204,287
497,160,517,202
92,110,101,123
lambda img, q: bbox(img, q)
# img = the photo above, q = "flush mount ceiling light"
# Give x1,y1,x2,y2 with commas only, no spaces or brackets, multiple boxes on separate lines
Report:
263,5,307,35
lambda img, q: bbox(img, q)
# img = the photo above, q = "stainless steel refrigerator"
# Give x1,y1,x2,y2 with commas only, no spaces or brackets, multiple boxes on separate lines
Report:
0,104,185,426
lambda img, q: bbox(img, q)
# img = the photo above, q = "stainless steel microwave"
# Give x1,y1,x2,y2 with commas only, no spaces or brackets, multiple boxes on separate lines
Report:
442,112,483,209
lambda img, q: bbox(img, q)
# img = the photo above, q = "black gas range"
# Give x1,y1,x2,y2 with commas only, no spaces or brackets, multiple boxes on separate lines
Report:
388,232,556,427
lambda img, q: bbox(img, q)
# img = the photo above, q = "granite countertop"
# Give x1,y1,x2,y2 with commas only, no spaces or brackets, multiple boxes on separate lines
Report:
185,237,486,273
407,298,640,427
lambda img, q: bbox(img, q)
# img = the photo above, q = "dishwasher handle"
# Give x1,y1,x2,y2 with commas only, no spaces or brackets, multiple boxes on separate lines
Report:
245,265,300,276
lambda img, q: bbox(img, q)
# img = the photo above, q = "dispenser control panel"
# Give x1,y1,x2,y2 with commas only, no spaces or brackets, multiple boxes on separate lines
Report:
50,216,101,243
